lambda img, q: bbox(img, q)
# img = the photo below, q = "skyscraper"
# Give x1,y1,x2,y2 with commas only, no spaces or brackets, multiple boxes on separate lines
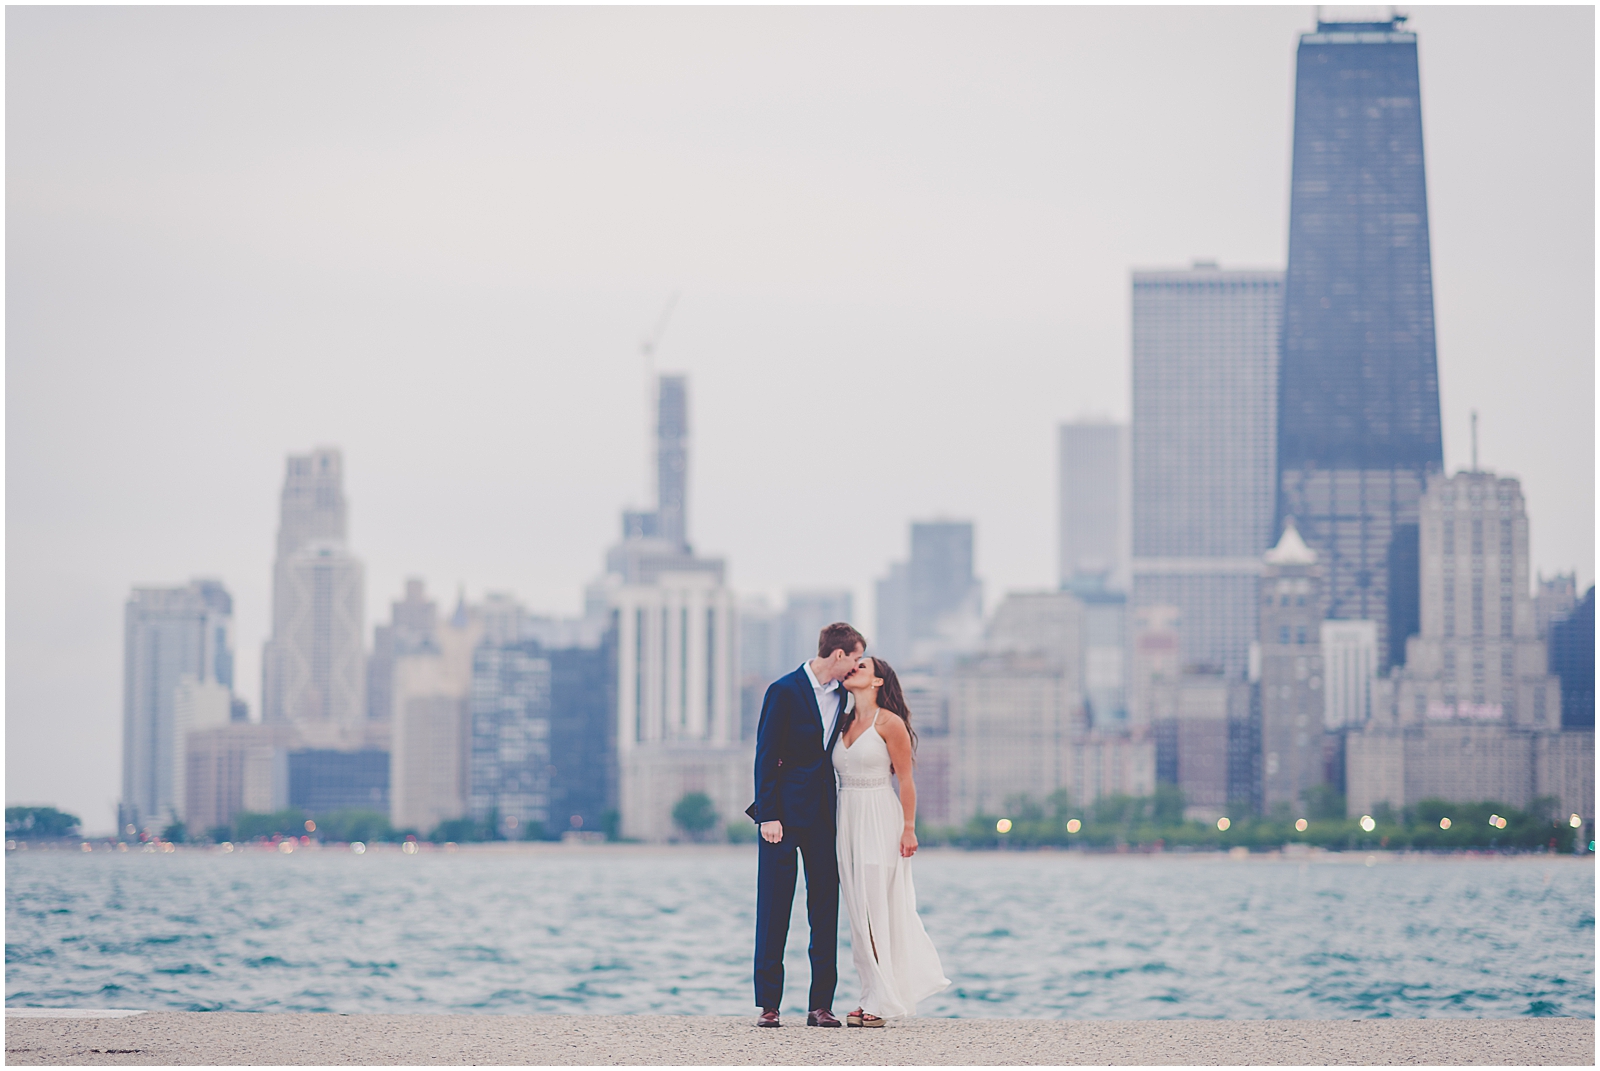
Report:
367,579,439,722
1278,12,1444,671
1550,588,1594,730
1131,263,1283,679
468,643,554,836
875,520,983,666
262,448,367,728
655,375,689,552
1346,471,1588,823
1058,421,1128,591
604,376,722,587
121,579,235,830
271,541,366,727
597,372,745,841
1258,520,1328,812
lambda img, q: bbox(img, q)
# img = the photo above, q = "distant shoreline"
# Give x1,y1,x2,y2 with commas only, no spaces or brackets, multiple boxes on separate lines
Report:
8,838,1595,861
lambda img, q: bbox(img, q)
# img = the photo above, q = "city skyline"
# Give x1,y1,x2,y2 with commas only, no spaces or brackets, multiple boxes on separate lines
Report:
8,6,1593,831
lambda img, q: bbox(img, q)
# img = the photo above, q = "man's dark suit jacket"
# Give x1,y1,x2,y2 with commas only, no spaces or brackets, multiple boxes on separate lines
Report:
752,665,848,829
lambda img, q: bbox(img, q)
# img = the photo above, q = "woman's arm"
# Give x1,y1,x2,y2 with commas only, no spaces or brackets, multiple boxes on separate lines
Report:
879,714,919,858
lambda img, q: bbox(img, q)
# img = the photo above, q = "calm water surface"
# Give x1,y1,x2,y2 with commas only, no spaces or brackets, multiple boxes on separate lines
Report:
6,846,1593,1019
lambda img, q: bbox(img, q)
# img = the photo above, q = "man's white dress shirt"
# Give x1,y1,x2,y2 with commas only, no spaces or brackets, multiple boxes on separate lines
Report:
803,660,843,745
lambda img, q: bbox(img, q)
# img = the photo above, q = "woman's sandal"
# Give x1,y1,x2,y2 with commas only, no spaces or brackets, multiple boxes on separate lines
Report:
847,1008,884,1028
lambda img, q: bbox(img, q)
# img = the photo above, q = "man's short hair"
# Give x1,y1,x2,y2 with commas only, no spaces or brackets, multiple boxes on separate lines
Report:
817,622,867,659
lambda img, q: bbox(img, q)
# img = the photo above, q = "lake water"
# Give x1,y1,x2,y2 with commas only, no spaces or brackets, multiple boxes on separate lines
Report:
5,845,1593,1019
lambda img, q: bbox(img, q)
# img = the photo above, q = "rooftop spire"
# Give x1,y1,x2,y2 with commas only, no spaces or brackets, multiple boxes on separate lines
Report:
1265,518,1318,566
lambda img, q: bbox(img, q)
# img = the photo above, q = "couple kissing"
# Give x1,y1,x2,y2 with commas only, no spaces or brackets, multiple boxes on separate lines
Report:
749,622,949,1028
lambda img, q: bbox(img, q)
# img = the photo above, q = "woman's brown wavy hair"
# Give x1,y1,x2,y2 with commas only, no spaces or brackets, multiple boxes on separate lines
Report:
841,656,917,757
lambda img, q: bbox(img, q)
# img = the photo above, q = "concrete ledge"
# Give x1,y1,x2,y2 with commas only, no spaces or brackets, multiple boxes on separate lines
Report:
4,1013,1593,1065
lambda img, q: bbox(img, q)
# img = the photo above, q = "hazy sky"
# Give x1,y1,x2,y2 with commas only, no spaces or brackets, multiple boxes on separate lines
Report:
8,6,1593,832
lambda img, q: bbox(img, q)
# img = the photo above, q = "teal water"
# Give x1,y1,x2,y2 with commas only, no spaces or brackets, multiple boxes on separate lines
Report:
5,846,1593,1018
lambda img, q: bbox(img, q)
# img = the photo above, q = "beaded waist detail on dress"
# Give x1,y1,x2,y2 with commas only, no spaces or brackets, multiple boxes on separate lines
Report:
838,775,890,790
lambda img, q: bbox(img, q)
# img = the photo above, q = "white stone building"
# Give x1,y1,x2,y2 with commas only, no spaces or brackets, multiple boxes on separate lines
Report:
1321,620,1378,731
389,614,483,834
1346,470,1591,821
262,448,367,728
121,579,235,830
613,570,745,841
944,591,1153,824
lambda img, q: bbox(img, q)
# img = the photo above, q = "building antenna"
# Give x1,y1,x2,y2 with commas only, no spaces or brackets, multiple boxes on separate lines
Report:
639,293,679,508
1471,410,1479,473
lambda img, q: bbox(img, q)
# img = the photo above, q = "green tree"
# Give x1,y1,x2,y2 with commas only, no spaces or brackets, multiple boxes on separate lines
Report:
1301,784,1347,821
1150,785,1186,826
428,816,489,843
161,820,188,844
233,809,307,841
672,792,718,841
6,806,82,839
313,809,394,843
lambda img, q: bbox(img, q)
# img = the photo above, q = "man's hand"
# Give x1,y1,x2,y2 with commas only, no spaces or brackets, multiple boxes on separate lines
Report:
760,821,784,844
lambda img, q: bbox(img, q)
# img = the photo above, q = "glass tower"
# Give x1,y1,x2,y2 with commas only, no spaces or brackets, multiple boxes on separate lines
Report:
1277,13,1444,670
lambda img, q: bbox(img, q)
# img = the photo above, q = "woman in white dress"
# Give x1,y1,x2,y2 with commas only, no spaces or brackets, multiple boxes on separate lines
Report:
833,655,950,1026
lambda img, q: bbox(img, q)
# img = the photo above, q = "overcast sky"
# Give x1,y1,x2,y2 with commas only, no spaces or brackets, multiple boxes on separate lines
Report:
7,6,1593,832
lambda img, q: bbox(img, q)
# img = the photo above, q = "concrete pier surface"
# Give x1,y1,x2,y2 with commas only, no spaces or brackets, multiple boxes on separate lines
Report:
4,1012,1593,1066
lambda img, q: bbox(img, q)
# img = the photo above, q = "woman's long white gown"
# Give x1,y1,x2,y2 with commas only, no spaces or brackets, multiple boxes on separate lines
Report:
832,717,950,1018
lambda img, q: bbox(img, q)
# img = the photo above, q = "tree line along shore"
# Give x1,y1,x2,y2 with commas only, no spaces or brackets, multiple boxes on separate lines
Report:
10,789,1591,854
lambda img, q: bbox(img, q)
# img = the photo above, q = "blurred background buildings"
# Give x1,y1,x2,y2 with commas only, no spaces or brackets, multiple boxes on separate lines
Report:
115,9,1592,844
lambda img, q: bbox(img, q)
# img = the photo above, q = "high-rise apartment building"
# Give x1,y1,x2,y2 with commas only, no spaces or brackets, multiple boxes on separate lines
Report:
1347,471,1589,822
368,579,439,722
1258,520,1328,812
121,579,235,830
1550,587,1594,730
1277,13,1444,671
1534,573,1579,639
389,609,482,834
468,643,554,836
545,637,618,835
1131,264,1283,680
262,448,367,729
875,521,983,666
1058,422,1129,592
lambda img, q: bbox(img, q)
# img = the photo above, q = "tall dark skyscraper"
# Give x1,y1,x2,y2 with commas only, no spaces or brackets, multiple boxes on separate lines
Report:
1278,12,1444,671
875,521,982,665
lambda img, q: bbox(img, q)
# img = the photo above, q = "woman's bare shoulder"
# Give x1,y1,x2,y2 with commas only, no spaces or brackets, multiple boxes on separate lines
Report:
875,711,910,740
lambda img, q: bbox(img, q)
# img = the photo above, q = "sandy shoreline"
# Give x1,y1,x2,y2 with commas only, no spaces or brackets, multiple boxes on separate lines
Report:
5,1012,1593,1065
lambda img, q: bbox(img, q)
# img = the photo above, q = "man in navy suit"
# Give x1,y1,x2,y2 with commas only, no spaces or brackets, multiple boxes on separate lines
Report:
751,621,867,1028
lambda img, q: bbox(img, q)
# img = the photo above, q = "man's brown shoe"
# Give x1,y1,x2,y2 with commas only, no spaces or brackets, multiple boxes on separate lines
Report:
757,1009,780,1028
807,1009,842,1027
